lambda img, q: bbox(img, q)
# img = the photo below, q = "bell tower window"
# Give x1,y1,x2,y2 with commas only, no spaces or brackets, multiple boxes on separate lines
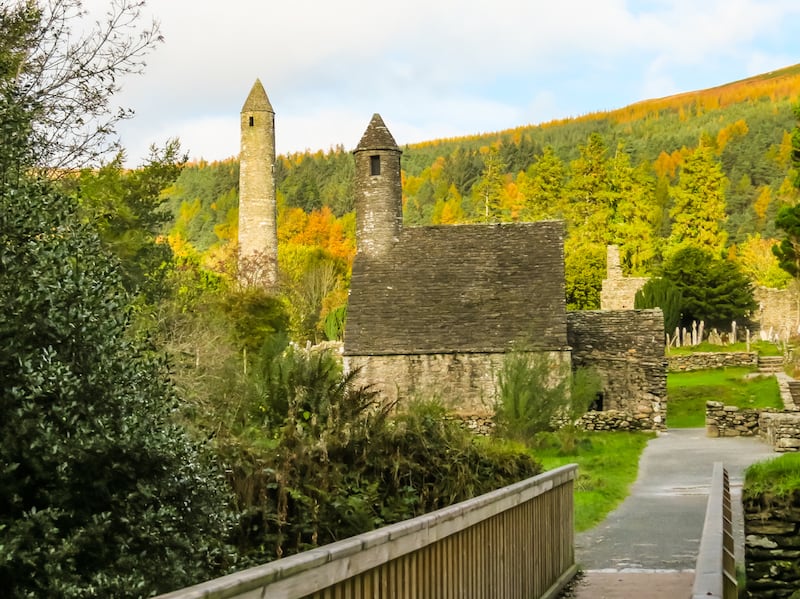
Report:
370,155,381,176
249,116,254,127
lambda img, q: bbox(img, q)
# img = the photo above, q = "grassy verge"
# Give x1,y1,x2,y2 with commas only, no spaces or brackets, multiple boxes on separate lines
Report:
744,453,800,499
534,431,654,532
667,340,782,356
667,367,783,428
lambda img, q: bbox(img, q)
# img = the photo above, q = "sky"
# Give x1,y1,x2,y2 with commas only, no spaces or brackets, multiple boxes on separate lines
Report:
86,0,800,166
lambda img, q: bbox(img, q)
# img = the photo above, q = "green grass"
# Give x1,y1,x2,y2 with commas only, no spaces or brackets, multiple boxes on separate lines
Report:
667,340,783,356
667,367,783,428
744,453,800,499
534,431,654,532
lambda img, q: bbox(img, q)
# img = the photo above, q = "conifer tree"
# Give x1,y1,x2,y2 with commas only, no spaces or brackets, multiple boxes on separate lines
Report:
666,141,729,257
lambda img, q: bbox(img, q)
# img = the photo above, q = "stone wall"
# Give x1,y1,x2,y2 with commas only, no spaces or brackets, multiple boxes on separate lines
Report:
344,350,572,414
744,490,800,597
705,401,800,451
760,412,800,452
754,286,800,341
667,352,758,372
447,413,494,436
599,245,648,310
578,409,652,431
705,401,768,437
567,309,667,430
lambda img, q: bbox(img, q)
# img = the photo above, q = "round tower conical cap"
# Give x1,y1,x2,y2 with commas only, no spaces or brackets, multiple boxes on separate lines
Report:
242,78,274,113
355,113,399,152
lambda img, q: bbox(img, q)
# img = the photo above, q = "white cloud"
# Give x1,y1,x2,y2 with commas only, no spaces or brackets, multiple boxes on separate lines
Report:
71,0,800,164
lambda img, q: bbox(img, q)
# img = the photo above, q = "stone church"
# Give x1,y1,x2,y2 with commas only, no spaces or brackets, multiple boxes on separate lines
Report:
237,81,668,430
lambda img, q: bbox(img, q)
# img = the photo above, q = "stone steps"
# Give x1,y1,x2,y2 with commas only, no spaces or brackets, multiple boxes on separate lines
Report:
786,380,800,408
757,355,785,373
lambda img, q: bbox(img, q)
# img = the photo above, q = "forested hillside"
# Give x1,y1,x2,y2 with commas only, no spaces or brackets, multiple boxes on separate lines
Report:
164,63,800,314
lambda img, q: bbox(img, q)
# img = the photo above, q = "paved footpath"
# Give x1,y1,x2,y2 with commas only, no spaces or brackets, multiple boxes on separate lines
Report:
566,428,776,598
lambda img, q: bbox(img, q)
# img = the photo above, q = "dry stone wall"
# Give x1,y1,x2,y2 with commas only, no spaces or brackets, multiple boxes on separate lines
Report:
566,309,667,430
667,352,759,371
578,409,651,431
744,491,800,598
761,412,800,452
706,401,769,437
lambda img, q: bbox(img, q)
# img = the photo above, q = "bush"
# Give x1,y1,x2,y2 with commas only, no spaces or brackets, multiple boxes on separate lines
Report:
0,181,234,598
219,346,541,566
494,351,570,441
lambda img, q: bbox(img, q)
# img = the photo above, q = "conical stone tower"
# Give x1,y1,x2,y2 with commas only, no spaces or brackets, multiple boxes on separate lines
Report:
353,114,403,259
238,79,278,288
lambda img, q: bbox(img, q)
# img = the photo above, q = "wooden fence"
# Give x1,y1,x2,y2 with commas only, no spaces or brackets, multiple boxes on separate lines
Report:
691,462,737,599
156,464,578,599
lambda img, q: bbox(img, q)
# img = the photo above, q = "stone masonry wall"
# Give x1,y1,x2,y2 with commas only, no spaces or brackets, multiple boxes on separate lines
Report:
754,286,800,341
344,350,572,415
760,412,800,452
578,409,652,431
705,402,800,451
705,401,771,437
567,309,667,430
599,245,648,310
744,491,800,598
668,352,758,372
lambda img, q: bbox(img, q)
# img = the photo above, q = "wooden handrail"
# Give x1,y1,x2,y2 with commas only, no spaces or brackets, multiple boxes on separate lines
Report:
156,464,578,599
691,462,737,599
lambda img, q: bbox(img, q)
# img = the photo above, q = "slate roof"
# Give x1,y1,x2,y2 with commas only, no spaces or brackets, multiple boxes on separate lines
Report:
355,114,399,152
344,220,568,355
242,79,274,113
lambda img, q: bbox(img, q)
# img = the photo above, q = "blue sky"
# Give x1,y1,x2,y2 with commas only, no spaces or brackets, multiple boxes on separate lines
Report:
95,0,800,166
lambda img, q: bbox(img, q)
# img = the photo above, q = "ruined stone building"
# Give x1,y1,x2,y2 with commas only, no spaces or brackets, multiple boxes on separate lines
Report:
600,245,648,310
236,82,668,430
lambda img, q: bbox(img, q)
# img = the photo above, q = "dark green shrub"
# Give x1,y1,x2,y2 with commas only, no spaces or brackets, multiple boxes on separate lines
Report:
221,347,541,566
635,277,683,333
0,181,234,598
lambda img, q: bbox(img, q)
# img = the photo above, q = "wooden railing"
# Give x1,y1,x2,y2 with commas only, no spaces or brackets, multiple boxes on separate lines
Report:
692,462,737,599
156,464,578,599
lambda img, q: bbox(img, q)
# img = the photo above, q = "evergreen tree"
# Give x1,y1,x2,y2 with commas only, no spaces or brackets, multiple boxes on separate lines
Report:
564,132,613,242
634,277,683,333
607,144,659,275
666,141,729,257
661,246,756,327
517,146,566,221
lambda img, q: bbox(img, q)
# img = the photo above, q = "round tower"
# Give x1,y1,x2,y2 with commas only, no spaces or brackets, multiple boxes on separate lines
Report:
353,114,403,258
238,79,278,288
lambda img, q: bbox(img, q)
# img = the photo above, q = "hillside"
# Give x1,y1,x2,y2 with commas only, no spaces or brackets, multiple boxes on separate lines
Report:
164,63,800,312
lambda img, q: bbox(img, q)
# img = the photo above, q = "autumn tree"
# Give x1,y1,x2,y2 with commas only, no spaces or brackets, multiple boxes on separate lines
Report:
733,233,790,288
